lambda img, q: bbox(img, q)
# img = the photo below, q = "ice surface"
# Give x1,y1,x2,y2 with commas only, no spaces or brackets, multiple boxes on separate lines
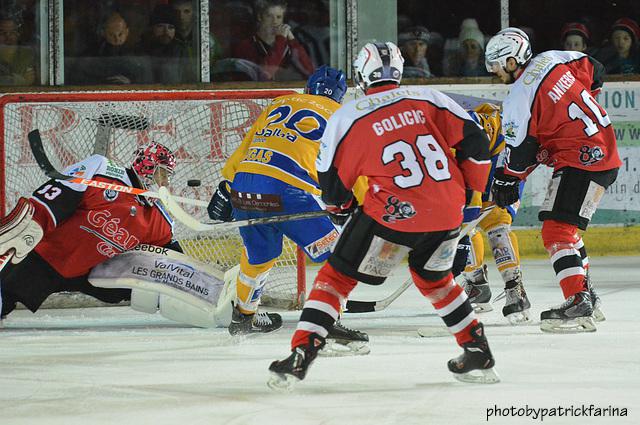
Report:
1,257,639,425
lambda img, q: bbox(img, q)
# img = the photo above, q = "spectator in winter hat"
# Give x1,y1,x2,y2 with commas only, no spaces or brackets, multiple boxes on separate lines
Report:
560,22,590,53
137,4,188,83
398,25,433,78
445,19,489,77
597,17,640,75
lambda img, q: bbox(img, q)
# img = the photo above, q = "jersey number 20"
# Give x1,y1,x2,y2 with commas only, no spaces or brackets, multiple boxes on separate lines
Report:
382,135,451,188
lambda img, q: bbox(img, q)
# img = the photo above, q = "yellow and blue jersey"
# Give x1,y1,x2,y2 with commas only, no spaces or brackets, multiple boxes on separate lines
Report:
222,93,340,195
466,102,522,220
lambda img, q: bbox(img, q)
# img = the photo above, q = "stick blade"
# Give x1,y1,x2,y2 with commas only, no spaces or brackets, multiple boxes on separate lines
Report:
28,130,69,181
344,300,376,313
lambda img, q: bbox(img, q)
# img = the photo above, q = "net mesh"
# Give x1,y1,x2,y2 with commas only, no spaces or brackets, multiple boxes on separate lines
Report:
1,91,304,309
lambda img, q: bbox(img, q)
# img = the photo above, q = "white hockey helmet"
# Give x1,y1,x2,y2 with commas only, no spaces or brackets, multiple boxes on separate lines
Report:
485,29,532,73
353,42,404,92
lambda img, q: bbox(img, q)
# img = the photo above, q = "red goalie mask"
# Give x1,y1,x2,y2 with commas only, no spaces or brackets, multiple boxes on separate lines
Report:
131,142,176,186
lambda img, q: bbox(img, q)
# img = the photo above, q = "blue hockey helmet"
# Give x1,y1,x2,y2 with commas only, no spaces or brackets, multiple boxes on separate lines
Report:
305,65,347,104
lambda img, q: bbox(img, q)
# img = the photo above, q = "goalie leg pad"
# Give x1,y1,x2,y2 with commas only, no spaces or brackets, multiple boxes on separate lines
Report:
89,247,234,328
0,198,44,264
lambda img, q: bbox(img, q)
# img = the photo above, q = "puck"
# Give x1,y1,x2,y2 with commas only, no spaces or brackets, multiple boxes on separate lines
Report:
187,179,201,187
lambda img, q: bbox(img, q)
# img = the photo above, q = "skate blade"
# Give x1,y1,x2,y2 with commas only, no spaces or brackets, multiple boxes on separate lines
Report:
593,307,606,322
452,367,500,384
319,340,370,357
540,316,597,333
473,302,493,313
505,309,532,325
267,372,299,392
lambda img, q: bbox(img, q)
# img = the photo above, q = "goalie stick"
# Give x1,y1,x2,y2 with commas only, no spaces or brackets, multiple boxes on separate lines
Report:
157,186,329,231
344,205,495,313
28,129,327,229
28,130,208,207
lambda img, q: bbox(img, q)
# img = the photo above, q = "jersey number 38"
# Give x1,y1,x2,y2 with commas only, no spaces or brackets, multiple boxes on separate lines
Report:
382,134,451,189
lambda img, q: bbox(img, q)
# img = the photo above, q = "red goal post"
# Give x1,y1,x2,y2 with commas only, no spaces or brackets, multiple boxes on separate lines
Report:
0,89,307,310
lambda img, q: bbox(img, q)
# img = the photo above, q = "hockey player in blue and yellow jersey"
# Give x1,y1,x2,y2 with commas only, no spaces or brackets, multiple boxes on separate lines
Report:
459,102,531,324
207,66,366,342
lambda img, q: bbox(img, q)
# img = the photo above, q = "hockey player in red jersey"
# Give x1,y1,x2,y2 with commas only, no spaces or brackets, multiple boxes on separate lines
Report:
485,28,621,333
0,142,179,319
268,42,499,391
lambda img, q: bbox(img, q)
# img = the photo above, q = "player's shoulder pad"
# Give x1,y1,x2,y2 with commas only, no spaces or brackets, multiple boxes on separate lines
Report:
63,154,130,184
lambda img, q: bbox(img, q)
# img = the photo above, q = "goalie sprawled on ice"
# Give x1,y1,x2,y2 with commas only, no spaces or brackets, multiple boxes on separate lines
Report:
0,142,233,327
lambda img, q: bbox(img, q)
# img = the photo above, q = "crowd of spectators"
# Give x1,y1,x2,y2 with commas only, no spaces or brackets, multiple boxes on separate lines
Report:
1,0,639,86
402,15,640,79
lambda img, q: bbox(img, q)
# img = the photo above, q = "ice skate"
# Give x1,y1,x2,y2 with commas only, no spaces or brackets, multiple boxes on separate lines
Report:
462,265,493,313
447,323,500,384
496,276,531,325
540,291,596,333
267,334,325,392
321,320,370,357
228,304,282,336
585,272,605,322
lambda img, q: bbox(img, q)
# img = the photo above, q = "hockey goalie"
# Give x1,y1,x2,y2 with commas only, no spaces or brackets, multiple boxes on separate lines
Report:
0,142,233,327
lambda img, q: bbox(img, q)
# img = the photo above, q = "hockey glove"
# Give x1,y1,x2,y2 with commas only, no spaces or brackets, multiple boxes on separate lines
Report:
452,235,471,278
491,168,521,208
326,197,357,226
207,180,233,221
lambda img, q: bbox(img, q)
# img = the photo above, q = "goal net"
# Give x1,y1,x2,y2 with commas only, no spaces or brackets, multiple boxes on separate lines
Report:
0,90,306,310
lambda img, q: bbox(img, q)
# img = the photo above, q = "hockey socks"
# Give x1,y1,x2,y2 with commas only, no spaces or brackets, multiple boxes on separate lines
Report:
291,264,357,350
541,220,585,298
411,270,478,345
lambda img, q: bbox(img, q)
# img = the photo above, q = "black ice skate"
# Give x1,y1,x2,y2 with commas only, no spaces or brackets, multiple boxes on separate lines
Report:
540,291,596,333
462,265,493,313
267,334,326,392
228,305,282,336
498,275,531,325
321,320,370,357
585,272,605,322
447,323,500,384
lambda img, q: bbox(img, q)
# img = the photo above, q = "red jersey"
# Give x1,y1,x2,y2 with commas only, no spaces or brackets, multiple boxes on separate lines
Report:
501,50,621,177
30,155,173,278
318,85,491,232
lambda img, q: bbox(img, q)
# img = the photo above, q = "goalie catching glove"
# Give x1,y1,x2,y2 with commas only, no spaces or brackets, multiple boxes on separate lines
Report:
326,197,357,226
207,180,233,221
491,168,521,207
0,197,44,266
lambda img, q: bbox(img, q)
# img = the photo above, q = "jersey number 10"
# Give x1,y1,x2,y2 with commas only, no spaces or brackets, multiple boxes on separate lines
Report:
568,89,611,137
382,135,451,189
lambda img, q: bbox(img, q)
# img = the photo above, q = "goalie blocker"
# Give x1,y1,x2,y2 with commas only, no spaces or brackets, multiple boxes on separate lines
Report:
89,245,236,328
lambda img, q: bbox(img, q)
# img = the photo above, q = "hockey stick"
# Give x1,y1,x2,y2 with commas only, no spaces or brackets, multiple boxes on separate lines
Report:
28,129,208,207
28,129,330,230
344,205,495,313
157,186,329,231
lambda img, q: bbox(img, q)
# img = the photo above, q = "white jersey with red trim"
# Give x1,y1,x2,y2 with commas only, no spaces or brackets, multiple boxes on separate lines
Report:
501,50,621,178
30,155,174,278
317,85,491,233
